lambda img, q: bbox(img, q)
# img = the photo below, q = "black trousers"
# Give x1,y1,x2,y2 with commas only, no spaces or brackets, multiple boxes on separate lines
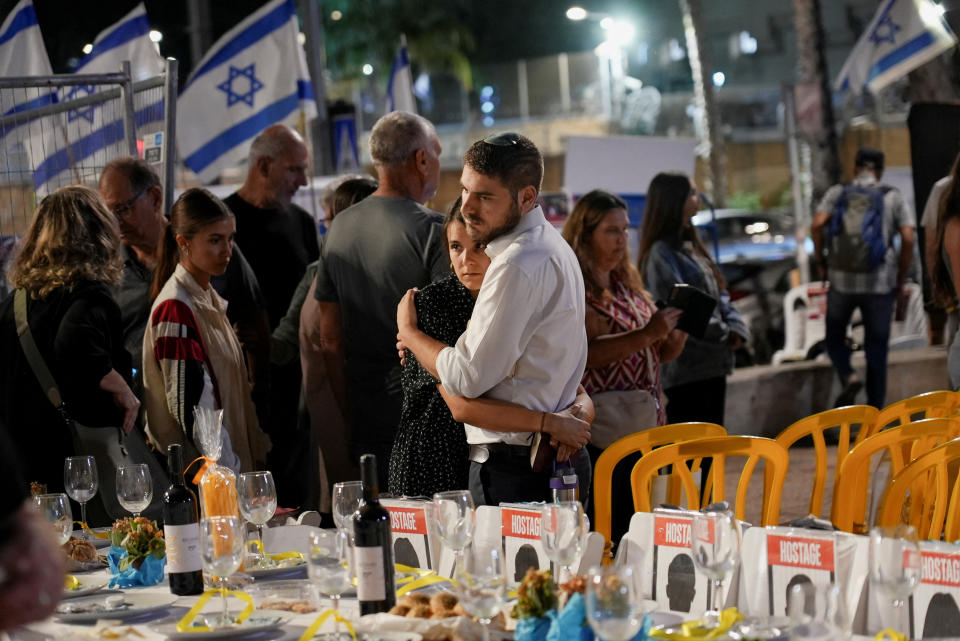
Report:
469,450,550,506
664,376,727,505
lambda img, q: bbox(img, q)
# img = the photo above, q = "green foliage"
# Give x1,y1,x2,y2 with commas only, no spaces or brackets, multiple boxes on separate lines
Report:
110,517,165,571
726,190,763,212
511,568,557,619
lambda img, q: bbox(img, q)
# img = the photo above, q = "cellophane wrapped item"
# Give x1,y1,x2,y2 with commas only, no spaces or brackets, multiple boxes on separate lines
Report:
194,407,238,518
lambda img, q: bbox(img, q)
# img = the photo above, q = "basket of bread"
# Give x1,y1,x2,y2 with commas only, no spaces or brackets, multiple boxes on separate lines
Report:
353,590,511,641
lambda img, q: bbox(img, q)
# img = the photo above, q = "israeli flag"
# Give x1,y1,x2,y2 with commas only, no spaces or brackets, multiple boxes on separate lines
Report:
386,35,416,114
32,3,164,192
835,0,958,95
178,0,318,184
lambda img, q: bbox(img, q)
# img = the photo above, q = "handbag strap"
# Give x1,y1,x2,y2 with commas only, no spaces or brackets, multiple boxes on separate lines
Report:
13,289,67,411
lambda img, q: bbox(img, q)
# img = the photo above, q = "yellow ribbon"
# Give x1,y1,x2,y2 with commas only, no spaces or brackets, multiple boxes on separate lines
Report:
297,608,357,641
74,521,110,539
649,608,742,641
176,588,254,633
247,539,305,564
185,456,216,486
64,574,79,590
875,630,907,641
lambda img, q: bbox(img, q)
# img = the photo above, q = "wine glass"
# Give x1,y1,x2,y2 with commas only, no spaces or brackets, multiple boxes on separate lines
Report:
869,524,921,635
433,490,475,558
64,455,98,533
586,565,646,641
690,510,741,626
200,516,246,628
454,543,506,641
238,471,277,567
116,464,152,517
33,493,73,545
308,529,352,640
332,481,363,535
541,501,588,583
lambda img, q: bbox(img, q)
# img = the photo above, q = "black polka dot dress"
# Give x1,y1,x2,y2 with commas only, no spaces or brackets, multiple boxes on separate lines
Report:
388,273,473,497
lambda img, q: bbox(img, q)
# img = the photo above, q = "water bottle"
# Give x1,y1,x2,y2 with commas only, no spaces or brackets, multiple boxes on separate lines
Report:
550,461,578,503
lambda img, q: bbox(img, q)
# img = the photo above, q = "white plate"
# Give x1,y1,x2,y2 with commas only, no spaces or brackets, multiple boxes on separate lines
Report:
360,633,423,641
62,578,108,599
54,593,177,622
245,561,307,580
150,611,291,639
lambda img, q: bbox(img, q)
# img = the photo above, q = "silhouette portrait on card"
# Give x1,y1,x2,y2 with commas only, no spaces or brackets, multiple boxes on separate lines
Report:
666,553,696,612
515,544,540,582
923,592,960,638
394,537,420,569
786,574,815,617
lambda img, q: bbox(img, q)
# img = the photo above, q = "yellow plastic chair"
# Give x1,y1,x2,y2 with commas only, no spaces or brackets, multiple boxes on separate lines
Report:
593,422,726,546
877,438,960,541
774,405,878,518
857,391,958,446
629,435,789,526
831,417,960,534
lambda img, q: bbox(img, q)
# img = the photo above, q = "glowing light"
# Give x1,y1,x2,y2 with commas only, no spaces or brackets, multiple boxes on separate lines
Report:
712,71,726,87
606,19,635,46
297,32,306,45
480,101,494,114
566,6,587,21
82,43,93,54
738,31,757,54
362,64,373,76
480,85,494,99
331,10,343,20
483,115,495,127
600,17,614,30
149,30,163,43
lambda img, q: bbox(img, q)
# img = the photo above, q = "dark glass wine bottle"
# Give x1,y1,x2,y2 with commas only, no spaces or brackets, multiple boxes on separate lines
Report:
163,444,204,595
353,454,396,614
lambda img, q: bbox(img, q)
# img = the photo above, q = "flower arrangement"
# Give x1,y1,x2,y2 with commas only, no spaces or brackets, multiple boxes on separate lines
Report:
107,517,166,587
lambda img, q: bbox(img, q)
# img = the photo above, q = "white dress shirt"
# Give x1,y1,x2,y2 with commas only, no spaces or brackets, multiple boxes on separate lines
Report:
435,205,588,445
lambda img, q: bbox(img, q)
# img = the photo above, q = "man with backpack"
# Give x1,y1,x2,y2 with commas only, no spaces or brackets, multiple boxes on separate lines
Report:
811,148,916,408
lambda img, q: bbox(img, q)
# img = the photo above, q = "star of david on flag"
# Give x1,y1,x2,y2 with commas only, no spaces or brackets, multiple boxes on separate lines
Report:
178,0,317,183
835,0,957,95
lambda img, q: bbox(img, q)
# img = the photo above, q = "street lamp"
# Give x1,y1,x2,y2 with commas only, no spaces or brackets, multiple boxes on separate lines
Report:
566,6,587,21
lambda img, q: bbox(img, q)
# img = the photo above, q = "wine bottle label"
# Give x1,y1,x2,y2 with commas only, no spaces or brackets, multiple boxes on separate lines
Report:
354,546,387,601
164,523,202,573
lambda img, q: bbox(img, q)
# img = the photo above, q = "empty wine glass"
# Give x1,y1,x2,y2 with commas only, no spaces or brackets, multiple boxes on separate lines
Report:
200,516,245,628
308,529,352,640
690,510,741,626
33,493,73,545
869,525,921,635
238,471,277,567
586,565,646,641
454,543,506,641
332,481,362,535
541,501,587,583
116,464,152,517
64,455,98,532
433,490,475,557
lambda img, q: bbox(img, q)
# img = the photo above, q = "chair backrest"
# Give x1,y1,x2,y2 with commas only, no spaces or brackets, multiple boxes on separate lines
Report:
858,391,958,445
774,405,879,517
877,438,960,541
832,417,960,533
629,435,789,526
593,422,726,545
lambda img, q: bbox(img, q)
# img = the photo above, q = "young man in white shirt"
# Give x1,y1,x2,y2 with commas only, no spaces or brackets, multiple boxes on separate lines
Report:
397,133,590,505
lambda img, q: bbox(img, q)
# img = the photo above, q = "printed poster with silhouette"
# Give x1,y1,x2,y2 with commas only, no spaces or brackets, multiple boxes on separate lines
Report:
498,506,550,588
650,512,714,616
381,499,437,570
765,532,835,617
908,542,960,639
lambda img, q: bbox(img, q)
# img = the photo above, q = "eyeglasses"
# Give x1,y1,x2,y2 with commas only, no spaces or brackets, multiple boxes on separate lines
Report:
112,189,146,218
481,132,521,146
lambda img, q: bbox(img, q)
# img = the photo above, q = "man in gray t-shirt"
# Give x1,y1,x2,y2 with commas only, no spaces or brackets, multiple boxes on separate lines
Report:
311,112,448,483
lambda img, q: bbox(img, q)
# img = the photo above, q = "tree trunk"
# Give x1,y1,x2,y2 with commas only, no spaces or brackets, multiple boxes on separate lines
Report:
793,0,840,198
680,0,726,207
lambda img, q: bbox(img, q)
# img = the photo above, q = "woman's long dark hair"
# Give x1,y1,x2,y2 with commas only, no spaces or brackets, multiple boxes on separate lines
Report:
933,156,960,307
150,188,233,301
635,172,725,289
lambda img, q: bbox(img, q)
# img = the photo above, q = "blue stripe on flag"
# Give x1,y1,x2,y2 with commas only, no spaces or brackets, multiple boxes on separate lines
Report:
75,12,152,72
866,30,937,83
3,91,56,116
184,0,294,89
297,79,315,102
183,90,300,174
32,99,163,188
0,4,38,48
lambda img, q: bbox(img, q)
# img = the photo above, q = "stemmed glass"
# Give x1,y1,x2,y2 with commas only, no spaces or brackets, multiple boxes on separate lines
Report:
308,529,353,640
200,516,246,628
433,490,475,560
64,455,98,532
541,501,588,584
237,471,277,567
33,493,73,545
690,510,741,626
116,464,153,517
586,565,647,641
454,543,506,641
869,524,921,635
332,481,363,536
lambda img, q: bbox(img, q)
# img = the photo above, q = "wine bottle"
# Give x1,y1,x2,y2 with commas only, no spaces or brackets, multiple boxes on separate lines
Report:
163,444,204,595
353,454,396,614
